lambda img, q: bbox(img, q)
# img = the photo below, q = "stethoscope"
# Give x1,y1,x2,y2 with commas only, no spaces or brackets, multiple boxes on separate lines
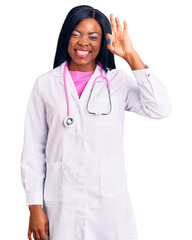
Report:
63,61,112,128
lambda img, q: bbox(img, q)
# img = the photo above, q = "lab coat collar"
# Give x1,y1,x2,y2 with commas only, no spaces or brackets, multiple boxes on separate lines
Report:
54,61,104,105
50,61,102,81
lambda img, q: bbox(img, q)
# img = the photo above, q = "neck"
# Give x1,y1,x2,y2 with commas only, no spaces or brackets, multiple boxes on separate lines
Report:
68,60,96,72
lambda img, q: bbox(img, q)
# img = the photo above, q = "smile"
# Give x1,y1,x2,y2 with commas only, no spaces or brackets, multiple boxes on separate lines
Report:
75,49,92,58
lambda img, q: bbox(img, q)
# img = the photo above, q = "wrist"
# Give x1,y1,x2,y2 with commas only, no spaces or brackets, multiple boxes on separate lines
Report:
29,205,42,211
123,49,147,70
123,49,137,62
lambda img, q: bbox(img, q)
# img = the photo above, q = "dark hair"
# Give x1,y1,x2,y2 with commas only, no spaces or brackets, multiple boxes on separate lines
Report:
53,5,116,71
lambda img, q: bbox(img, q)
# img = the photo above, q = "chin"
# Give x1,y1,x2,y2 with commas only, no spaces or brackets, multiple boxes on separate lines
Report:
72,58,95,65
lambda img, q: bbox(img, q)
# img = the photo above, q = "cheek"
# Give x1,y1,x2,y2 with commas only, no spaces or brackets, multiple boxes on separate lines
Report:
68,40,75,55
93,42,102,54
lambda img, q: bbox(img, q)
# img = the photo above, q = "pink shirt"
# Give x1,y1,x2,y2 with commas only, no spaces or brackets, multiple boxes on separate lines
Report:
69,70,94,98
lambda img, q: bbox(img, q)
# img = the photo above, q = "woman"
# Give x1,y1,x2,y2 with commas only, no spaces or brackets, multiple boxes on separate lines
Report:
20,5,172,240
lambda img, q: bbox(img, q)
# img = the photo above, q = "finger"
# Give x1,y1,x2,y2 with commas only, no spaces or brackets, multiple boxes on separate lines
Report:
39,230,47,240
115,17,122,32
105,33,115,48
28,228,32,240
45,223,49,236
110,13,117,34
123,20,128,34
105,33,113,41
105,34,115,53
33,231,40,240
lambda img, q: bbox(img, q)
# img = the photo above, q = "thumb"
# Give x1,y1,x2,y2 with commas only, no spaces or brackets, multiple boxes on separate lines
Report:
105,33,112,41
105,33,115,53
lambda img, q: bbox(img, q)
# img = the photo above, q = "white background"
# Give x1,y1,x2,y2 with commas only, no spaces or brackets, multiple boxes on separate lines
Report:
0,0,192,239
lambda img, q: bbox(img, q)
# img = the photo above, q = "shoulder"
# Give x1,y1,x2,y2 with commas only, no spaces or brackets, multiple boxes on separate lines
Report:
37,64,63,81
105,68,122,78
35,63,64,88
105,68,132,83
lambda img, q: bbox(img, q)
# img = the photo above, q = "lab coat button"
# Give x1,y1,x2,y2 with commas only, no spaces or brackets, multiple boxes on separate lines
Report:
147,73,150,77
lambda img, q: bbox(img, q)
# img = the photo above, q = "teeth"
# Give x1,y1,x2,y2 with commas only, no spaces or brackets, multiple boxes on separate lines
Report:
76,50,90,55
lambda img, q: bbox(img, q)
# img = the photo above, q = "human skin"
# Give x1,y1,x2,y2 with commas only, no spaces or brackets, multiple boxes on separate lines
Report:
67,13,146,72
28,205,48,240
28,13,146,240
105,13,146,70
67,18,102,72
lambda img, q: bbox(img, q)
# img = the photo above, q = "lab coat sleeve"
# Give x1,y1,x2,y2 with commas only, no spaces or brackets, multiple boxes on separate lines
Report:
20,78,48,206
124,65,172,119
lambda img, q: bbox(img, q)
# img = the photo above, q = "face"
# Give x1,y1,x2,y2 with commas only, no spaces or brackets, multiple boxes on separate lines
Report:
68,18,102,71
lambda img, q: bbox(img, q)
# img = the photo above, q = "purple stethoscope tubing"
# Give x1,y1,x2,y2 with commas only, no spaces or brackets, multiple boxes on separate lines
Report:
63,61,112,127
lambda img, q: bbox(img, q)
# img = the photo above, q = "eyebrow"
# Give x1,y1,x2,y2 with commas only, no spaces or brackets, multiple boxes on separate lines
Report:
73,29,101,35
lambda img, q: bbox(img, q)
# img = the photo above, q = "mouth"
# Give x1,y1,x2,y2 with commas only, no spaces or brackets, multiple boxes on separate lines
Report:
74,49,92,58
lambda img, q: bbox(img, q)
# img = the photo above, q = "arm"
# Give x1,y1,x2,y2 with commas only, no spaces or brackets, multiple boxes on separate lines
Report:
106,14,172,118
20,78,48,206
123,49,147,70
20,78,49,239
122,49,171,118
122,63,172,118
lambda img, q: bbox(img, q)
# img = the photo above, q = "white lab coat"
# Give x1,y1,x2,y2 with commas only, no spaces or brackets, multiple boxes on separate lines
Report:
20,61,172,240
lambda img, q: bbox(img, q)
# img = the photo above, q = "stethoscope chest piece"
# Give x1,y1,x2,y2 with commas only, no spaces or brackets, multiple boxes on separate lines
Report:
62,61,111,128
63,116,75,128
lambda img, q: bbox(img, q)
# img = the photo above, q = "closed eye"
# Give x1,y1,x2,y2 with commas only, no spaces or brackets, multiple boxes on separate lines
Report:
89,36,98,40
71,33,80,37
71,32,99,40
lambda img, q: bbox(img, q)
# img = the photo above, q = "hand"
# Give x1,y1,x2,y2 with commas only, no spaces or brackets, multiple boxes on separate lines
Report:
28,205,49,240
106,13,134,59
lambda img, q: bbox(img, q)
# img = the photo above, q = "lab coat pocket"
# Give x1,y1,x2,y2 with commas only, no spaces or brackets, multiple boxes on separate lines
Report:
100,153,127,196
44,162,63,202
93,96,119,127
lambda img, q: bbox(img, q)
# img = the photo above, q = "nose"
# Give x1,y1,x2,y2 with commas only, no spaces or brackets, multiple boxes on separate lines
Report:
77,35,89,46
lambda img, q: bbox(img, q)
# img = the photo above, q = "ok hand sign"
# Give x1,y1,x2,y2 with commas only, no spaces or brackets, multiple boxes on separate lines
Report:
106,13,134,59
